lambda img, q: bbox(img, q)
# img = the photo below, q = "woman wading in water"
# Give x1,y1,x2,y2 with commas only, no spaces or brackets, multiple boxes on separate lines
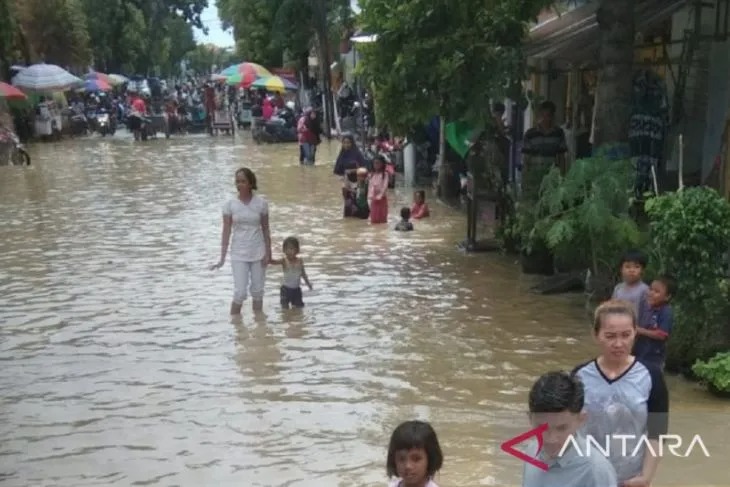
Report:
211,168,272,317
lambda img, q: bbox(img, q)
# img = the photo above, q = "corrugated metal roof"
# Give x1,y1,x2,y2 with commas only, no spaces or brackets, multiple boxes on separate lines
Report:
526,0,689,62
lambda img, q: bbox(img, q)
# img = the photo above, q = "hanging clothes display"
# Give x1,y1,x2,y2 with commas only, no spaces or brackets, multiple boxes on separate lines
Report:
629,69,670,197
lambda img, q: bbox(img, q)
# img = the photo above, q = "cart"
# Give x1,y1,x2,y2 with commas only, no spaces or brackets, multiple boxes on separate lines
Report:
237,101,253,129
212,109,234,136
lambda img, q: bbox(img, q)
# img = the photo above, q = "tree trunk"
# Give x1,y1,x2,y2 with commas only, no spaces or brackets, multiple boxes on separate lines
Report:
437,115,448,198
592,0,635,151
314,0,334,138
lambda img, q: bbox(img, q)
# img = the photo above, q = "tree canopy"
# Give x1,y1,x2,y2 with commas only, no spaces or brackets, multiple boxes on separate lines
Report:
357,0,554,133
216,0,352,70
0,0,208,79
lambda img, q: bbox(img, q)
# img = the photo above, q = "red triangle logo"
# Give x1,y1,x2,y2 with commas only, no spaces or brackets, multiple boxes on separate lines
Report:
500,423,550,471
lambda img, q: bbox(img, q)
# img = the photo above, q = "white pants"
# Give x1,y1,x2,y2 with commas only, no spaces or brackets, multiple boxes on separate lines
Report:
231,260,266,304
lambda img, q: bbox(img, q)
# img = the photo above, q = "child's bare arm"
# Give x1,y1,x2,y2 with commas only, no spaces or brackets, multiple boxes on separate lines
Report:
301,260,313,290
269,257,283,265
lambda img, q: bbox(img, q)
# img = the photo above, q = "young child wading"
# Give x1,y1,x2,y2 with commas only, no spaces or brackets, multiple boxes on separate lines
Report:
270,237,312,309
387,420,443,487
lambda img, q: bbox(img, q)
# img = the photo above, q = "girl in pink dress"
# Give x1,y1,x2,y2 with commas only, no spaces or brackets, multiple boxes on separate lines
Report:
387,420,443,487
368,155,390,224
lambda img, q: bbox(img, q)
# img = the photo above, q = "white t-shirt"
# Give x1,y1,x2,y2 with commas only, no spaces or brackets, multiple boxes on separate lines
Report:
222,195,269,262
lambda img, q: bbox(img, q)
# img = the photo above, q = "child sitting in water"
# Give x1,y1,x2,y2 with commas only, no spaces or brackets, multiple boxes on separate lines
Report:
395,207,414,231
387,420,443,487
411,190,430,219
269,237,312,309
344,167,370,219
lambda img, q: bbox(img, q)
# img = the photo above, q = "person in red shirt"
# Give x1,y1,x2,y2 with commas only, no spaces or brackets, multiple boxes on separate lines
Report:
131,95,146,114
262,97,274,120
411,190,430,219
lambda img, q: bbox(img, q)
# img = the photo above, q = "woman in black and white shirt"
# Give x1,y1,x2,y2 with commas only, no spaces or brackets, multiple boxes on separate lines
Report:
573,300,669,487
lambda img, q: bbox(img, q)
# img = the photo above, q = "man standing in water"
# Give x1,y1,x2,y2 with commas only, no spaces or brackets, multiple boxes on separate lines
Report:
521,100,568,201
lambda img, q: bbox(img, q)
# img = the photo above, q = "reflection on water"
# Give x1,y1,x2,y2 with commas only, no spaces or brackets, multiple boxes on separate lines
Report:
0,134,728,486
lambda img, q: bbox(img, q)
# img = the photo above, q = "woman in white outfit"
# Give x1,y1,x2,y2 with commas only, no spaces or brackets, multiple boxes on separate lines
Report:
211,167,272,315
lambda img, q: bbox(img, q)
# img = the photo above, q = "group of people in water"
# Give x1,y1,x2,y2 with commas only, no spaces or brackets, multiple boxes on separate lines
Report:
333,134,430,230
210,144,432,315
385,300,669,487
210,166,673,487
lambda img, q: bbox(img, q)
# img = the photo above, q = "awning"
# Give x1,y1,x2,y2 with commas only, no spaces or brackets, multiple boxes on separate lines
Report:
526,0,689,62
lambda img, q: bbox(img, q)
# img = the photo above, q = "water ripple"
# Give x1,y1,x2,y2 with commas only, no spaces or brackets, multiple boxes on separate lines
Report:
0,135,727,486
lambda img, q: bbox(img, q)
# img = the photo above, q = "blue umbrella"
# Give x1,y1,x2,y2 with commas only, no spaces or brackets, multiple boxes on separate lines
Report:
82,78,112,92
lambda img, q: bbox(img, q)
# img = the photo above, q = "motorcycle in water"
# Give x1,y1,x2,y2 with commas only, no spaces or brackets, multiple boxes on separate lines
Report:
127,112,152,141
85,109,99,133
0,128,31,166
97,109,116,136
252,107,298,144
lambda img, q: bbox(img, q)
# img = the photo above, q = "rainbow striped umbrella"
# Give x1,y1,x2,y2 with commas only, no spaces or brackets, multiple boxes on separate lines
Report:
250,75,298,93
225,63,272,88
219,63,243,77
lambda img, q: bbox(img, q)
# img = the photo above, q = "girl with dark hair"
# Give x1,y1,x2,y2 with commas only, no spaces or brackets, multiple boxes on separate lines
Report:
368,155,390,224
387,420,443,487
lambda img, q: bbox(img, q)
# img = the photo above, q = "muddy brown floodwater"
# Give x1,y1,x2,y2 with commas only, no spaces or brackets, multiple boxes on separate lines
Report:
0,132,728,487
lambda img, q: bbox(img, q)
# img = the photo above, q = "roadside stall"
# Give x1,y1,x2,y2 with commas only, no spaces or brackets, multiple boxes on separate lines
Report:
11,63,81,140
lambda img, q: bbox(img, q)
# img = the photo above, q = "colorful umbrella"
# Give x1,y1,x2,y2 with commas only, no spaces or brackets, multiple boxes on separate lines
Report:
225,63,272,88
82,78,112,92
108,74,129,85
250,75,298,93
11,63,82,92
219,63,244,77
0,81,27,100
85,71,120,86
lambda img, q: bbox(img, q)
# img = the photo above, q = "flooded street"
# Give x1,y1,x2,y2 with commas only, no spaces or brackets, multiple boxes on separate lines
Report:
1,133,728,486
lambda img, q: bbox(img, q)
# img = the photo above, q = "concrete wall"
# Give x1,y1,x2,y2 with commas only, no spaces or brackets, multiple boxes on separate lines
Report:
701,39,730,181
666,5,723,177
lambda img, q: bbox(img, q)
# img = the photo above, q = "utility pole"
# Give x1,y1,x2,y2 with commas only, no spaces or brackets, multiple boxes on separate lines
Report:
314,0,335,138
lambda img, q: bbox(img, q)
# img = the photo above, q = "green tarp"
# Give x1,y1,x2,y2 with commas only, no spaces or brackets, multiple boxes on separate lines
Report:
445,121,479,159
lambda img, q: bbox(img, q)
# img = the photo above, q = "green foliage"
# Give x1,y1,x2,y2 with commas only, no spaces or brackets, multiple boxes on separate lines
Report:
0,0,203,77
692,352,730,393
217,0,285,67
531,157,641,281
357,0,553,134
645,187,730,370
217,0,350,70
183,44,237,75
18,0,92,68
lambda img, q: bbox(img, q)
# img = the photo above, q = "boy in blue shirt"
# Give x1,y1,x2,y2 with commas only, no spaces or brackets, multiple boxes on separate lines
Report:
633,274,675,369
